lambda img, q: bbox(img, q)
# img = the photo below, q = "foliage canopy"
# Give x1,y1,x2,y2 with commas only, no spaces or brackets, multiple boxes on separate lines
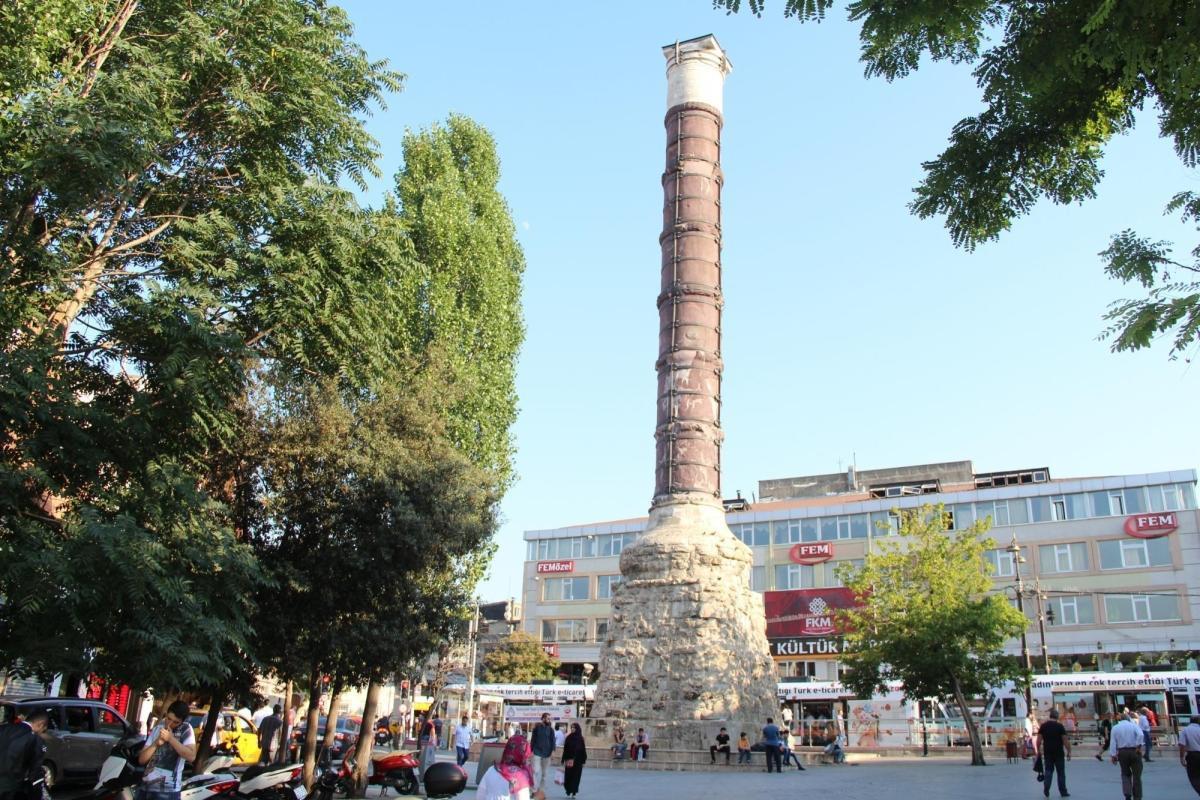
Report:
481,631,560,684
713,0,1200,359
837,504,1027,765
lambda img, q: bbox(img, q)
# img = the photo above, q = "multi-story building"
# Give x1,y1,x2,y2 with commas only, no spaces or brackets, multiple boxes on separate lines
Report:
522,461,1199,684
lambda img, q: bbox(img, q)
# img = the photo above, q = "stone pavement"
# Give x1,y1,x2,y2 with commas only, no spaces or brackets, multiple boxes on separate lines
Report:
443,754,1197,800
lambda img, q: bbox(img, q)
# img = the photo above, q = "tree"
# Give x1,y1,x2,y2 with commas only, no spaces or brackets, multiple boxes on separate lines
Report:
835,504,1027,766
713,0,1200,359
0,0,402,687
481,632,559,684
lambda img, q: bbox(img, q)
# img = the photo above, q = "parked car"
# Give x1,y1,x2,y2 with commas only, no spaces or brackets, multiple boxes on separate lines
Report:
187,708,262,765
290,715,362,761
0,696,134,788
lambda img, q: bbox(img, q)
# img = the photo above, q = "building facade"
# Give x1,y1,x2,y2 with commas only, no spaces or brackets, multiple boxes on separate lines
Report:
522,461,1199,684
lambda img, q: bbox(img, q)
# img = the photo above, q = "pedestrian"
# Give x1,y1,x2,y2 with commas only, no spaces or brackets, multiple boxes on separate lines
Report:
432,714,443,751
1179,715,1200,796
709,727,731,765
632,728,650,762
553,725,565,751
1110,710,1145,800
257,705,282,765
1024,710,1039,758
781,705,793,729
560,723,587,799
454,715,473,767
1096,712,1113,761
737,732,751,765
474,734,544,800
781,728,805,771
418,713,438,788
0,710,49,800
1036,708,1071,798
251,703,272,729
529,713,556,794
610,725,627,761
1136,706,1153,761
761,717,783,773
136,700,196,800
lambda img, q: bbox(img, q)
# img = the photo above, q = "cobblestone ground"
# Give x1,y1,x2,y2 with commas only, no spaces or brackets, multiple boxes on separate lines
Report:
446,755,1196,800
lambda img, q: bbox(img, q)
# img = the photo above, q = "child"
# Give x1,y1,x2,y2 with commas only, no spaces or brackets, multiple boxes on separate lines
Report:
737,732,752,764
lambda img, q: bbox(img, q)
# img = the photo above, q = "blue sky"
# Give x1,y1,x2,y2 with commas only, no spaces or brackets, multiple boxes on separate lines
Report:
339,1,1199,601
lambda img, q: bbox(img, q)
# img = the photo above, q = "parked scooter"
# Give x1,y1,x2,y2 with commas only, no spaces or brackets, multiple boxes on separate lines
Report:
92,739,304,800
314,750,419,799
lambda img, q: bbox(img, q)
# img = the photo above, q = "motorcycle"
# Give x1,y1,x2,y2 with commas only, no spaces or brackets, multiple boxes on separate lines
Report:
314,750,419,799
91,739,302,800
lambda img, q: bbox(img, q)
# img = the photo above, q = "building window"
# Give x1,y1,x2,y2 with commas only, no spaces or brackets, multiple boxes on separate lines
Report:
849,514,869,538
1046,595,1095,626
984,548,1016,577
733,523,769,547
1104,593,1180,624
1123,487,1147,514
1150,484,1185,513
598,532,637,557
595,619,609,641
596,574,621,599
749,565,766,592
824,559,863,587
778,660,817,678
1037,542,1089,574
774,563,815,590
1098,538,1172,570
820,517,838,541
542,619,588,642
801,518,820,541
953,504,975,530
774,519,801,545
542,577,590,602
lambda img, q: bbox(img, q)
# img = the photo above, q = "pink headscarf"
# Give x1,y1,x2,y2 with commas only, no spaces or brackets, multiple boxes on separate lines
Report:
496,734,534,792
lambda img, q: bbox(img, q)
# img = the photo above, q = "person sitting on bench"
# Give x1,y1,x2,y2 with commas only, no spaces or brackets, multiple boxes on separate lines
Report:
610,725,627,760
710,728,731,765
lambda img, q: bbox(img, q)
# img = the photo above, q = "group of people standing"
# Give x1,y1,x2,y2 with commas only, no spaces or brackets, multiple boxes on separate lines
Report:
476,713,586,800
1026,703,1200,800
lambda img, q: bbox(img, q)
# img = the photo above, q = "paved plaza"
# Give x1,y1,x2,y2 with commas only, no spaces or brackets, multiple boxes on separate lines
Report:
455,755,1196,800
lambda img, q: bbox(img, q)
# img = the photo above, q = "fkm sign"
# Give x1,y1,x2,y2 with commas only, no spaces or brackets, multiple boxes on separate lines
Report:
537,560,575,574
1124,513,1178,539
789,542,833,565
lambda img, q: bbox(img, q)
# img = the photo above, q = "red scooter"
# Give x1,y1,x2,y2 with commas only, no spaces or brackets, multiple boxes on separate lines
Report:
315,750,419,798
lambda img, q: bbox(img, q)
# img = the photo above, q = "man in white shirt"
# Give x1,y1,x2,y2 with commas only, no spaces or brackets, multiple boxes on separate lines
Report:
1110,711,1145,800
251,704,272,728
1178,717,1200,796
1136,706,1154,761
554,726,566,750
453,715,473,767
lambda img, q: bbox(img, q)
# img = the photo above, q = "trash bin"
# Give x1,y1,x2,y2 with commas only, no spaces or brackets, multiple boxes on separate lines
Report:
476,741,507,785
1005,740,1019,761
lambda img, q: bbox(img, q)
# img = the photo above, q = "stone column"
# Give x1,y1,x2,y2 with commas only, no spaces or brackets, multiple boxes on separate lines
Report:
591,35,778,752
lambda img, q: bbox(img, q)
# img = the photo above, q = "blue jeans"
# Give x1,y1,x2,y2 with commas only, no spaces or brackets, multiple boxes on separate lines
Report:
737,749,751,764
1143,728,1152,759
456,746,469,766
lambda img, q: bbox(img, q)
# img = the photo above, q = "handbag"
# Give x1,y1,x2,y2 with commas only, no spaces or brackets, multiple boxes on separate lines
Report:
1033,753,1044,781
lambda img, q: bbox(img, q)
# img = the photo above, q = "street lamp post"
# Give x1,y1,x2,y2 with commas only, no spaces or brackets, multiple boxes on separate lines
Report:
1007,535,1035,712
1033,578,1052,674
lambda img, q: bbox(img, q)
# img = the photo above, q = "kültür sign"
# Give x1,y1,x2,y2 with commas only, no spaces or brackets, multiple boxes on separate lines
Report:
1124,513,1178,538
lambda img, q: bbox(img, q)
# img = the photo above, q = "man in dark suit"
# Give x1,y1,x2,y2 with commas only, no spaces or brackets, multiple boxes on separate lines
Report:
0,710,50,800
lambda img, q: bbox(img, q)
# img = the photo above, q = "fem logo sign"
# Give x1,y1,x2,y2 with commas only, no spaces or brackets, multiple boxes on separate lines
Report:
1124,513,1178,538
789,542,833,565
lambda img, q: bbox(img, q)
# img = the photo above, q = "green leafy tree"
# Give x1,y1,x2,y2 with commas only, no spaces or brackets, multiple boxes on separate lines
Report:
481,631,560,684
836,504,1027,765
713,0,1200,358
0,0,400,690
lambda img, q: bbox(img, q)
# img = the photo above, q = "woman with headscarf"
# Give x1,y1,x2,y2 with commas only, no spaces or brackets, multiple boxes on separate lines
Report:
475,734,544,800
561,723,588,798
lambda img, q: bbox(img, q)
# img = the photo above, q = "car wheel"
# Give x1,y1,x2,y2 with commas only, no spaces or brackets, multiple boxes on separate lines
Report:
41,762,56,791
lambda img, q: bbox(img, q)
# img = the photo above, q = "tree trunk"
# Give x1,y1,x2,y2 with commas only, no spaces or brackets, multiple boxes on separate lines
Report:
195,691,224,769
277,680,294,764
951,675,987,766
317,676,345,771
301,670,323,788
349,678,382,798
